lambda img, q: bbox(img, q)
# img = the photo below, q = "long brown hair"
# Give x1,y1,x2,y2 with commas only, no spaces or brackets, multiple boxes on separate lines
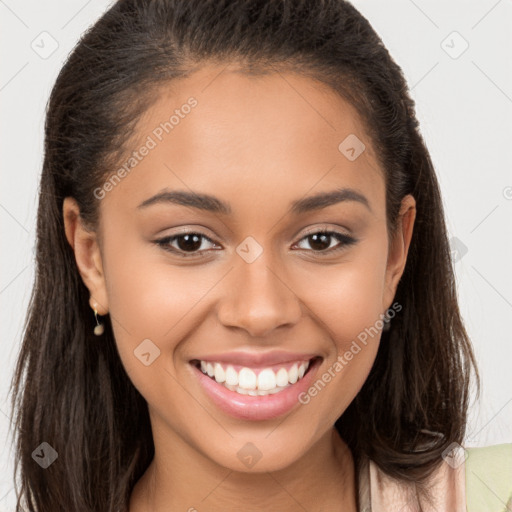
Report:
10,0,479,510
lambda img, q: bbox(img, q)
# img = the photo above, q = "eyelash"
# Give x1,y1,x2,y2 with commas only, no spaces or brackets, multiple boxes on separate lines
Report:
154,228,357,259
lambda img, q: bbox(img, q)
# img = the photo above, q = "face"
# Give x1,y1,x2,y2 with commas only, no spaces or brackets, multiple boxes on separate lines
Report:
64,63,415,474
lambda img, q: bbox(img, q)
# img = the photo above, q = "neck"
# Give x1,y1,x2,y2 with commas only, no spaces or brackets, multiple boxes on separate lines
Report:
130,426,358,511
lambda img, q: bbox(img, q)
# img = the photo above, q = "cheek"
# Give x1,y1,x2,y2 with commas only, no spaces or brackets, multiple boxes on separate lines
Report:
294,241,387,415
101,215,216,340
298,264,384,424
100,234,213,393
106,256,202,337
300,239,389,345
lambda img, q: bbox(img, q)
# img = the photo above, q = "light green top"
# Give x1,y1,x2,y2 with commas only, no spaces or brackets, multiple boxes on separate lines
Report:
466,443,512,512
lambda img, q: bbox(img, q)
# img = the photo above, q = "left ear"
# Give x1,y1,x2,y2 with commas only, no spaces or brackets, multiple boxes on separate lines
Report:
382,194,416,312
62,197,109,315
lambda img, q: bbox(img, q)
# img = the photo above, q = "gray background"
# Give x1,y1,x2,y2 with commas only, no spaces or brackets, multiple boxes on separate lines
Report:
1,0,511,509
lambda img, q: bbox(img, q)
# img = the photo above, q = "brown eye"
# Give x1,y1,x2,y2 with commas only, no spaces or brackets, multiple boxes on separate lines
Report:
174,234,203,252
294,230,357,254
155,232,219,257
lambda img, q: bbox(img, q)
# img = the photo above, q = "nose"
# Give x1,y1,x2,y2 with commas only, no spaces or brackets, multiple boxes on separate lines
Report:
216,253,303,338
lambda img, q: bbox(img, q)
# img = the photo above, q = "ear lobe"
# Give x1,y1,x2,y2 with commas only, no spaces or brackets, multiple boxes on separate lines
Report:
63,197,109,314
382,194,416,311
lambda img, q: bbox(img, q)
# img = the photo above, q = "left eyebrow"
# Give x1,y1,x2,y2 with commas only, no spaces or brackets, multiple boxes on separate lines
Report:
137,187,372,215
290,187,372,215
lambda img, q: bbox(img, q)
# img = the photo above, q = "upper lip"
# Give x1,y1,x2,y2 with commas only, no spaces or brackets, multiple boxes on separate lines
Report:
191,350,319,367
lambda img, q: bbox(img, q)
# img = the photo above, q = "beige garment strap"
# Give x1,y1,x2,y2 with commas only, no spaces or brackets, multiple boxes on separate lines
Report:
357,454,466,511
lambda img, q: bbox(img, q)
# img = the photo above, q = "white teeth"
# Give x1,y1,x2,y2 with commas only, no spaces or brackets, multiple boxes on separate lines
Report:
276,367,289,387
238,368,257,390
288,363,298,384
214,363,225,383
225,383,290,396
198,359,312,395
257,369,276,391
225,365,239,386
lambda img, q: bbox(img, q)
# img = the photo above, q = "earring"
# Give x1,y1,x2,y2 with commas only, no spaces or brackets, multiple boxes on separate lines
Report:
382,316,391,332
93,307,105,336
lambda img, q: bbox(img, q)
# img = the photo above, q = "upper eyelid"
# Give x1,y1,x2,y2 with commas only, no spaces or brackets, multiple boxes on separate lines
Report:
159,225,351,242
157,227,354,253
298,225,351,238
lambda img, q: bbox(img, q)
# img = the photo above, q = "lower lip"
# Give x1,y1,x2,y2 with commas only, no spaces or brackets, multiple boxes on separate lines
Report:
190,357,322,421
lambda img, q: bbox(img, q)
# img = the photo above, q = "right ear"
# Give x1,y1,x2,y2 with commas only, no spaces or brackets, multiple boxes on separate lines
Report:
62,197,109,314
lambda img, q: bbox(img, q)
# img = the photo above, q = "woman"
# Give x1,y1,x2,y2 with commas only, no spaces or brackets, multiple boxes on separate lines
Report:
10,0,511,511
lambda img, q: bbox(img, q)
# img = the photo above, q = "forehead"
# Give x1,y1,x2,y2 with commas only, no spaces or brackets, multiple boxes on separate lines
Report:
101,64,384,219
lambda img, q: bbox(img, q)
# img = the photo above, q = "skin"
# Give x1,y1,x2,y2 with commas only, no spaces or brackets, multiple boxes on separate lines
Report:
63,63,416,511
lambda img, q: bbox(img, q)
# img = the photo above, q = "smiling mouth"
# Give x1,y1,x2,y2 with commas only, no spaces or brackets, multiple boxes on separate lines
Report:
190,356,320,397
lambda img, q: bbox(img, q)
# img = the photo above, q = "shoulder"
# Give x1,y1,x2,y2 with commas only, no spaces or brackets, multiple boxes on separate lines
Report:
465,443,512,512
357,443,512,512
